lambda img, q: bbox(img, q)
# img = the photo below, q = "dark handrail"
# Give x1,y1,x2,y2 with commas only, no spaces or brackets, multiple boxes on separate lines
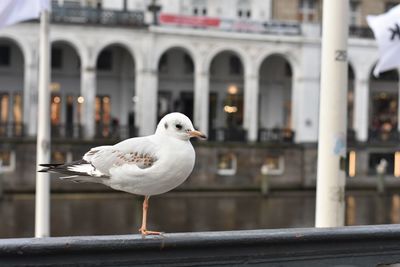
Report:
1,225,400,266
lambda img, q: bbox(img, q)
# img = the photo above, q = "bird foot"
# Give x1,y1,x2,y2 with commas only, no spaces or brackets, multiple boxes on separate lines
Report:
139,228,164,237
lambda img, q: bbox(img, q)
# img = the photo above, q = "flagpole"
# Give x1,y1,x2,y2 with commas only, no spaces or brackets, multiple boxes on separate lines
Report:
35,9,51,238
315,0,349,227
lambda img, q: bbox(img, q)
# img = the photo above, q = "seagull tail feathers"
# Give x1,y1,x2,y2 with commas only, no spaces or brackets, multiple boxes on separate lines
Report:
38,160,109,182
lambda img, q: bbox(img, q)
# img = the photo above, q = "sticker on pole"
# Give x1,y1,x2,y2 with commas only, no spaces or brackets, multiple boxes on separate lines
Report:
333,132,346,157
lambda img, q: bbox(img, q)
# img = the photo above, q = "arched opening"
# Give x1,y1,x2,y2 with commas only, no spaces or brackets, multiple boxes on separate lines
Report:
347,64,355,139
157,47,194,123
369,67,399,142
96,44,136,139
209,51,244,141
0,39,24,137
258,54,293,142
50,41,81,138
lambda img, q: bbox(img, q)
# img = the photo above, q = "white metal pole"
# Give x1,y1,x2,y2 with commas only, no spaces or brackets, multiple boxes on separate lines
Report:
315,0,349,227
35,9,51,238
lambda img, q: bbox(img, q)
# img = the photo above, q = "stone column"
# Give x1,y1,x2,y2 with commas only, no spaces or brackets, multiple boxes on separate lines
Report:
292,76,320,143
80,66,96,139
119,57,133,129
24,56,38,136
194,71,209,135
353,78,369,142
136,68,157,136
244,74,259,142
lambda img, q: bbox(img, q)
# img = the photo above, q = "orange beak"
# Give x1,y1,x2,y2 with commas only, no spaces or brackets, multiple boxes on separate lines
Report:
188,130,207,139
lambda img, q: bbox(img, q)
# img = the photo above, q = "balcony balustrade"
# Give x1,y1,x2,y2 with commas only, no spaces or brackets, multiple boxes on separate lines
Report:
51,5,145,27
0,123,24,138
258,128,295,143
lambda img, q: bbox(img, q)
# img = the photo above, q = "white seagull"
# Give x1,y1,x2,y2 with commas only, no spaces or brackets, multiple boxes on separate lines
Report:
39,112,206,236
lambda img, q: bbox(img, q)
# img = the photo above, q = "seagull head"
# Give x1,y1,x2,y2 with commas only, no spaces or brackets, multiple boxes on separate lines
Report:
156,112,207,141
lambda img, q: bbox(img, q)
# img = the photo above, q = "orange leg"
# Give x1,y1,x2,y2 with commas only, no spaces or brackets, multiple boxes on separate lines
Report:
138,196,163,237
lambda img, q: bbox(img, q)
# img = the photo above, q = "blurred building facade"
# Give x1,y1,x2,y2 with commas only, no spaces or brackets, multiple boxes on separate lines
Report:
2,0,400,237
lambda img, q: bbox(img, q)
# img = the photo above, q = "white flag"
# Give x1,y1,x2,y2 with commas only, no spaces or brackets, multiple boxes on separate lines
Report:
367,4,400,77
0,0,50,28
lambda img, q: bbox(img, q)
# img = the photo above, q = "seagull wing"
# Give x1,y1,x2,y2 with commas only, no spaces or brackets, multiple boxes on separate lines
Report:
83,136,159,176
39,136,160,182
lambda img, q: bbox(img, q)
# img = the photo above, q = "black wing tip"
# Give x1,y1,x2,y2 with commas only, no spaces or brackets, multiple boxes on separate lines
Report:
38,163,65,173
39,163,64,167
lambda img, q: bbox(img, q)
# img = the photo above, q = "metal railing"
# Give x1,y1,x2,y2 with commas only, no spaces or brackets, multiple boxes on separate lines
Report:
209,127,247,141
51,124,83,139
0,123,24,138
51,124,138,140
258,128,295,143
51,5,145,27
1,225,400,266
368,128,399,142
349,25,374,39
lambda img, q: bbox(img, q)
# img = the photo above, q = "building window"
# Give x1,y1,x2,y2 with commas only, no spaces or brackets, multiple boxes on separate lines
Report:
97,49,113,71
193,0,206,16
13,93,22,136
0,150,16,172
260,155,285,176
369,153,395,175
298,0,316,22
217,152,237,176
51,47,63,69
237,0,251,19
158,53,168,73
229,56,242,75
157,91,172,122
347,150,357,177
0,93,9,136
95,95,111,137
51,95,61,126
349,1,361,26
370,92,397,140
0,46,10,67
0,93,23,137
183,54,194,74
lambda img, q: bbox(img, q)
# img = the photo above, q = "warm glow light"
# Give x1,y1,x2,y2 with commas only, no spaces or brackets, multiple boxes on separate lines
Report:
50,83,60,92
394,151,400,177
224,105,238,113
391,194,400,223
53,96,61,104
227,84,238,95
346,196,356,225
77,96,85,104
349,150,356,177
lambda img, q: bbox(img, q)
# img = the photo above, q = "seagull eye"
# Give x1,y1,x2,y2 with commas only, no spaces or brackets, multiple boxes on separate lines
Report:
175,124,183,130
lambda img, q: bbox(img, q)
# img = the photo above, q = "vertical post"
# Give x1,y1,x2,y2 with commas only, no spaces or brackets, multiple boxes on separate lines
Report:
194,70,209,135
244,74,259,142
81,66,96,139
136,68,157,136
35,10,51,238
24,59,38,136
315,0,349,227
353,78,369,141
